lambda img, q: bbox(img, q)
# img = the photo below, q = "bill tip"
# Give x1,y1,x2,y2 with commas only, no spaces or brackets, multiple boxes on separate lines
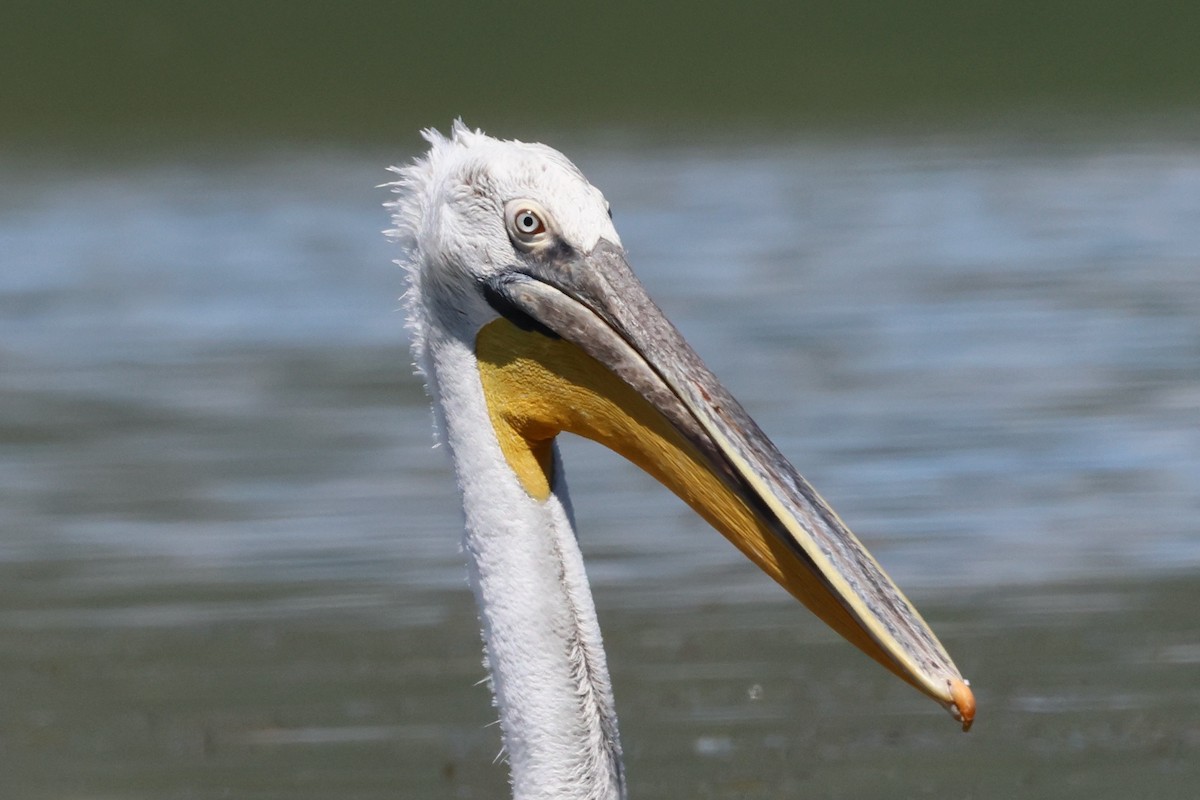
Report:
949,677,976,732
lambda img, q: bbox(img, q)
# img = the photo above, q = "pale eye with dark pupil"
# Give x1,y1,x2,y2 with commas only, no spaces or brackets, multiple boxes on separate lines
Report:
516,210,544,235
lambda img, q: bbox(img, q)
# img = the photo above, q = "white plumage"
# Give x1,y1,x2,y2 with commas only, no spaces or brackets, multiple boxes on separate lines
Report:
389,122,627,798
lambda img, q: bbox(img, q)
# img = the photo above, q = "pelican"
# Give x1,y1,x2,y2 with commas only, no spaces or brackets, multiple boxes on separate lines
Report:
387,122,974,799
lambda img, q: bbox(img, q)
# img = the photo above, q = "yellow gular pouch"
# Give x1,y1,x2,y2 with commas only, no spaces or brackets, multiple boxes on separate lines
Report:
475,313,801,586
475,316,716,507
474,318,906,681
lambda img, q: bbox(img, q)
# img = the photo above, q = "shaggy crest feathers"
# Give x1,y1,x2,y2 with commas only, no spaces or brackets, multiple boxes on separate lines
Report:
384,119,486,371
384,121,614,376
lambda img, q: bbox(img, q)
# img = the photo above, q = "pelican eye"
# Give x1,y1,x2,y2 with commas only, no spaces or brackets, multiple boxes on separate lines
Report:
504,199,552,250
515,209,545,235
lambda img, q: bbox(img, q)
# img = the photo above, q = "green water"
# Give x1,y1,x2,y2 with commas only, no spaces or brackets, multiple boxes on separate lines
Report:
2,562,1196,798
5,1,1200,146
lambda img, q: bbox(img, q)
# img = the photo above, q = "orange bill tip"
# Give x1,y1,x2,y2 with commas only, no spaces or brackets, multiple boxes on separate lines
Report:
949,677,976,732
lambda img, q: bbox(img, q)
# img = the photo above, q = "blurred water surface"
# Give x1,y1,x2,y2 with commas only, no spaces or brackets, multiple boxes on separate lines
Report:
1,129,1198,798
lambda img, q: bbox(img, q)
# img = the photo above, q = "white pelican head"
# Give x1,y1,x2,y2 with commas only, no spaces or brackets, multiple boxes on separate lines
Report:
387,121,973,799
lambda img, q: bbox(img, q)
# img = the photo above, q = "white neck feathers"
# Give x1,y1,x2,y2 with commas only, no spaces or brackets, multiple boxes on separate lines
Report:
423,327,626,800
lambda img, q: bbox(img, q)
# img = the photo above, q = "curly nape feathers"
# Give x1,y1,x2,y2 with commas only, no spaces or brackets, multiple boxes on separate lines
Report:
384,119,489,371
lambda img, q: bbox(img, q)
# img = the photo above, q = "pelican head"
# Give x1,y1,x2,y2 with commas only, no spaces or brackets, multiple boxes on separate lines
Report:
388,121,973,799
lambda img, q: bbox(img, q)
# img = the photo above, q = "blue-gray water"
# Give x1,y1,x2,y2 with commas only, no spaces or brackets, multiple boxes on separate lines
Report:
2,130,1198,798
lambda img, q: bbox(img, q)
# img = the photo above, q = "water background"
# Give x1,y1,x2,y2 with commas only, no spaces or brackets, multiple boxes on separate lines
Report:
3,4,1200,797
